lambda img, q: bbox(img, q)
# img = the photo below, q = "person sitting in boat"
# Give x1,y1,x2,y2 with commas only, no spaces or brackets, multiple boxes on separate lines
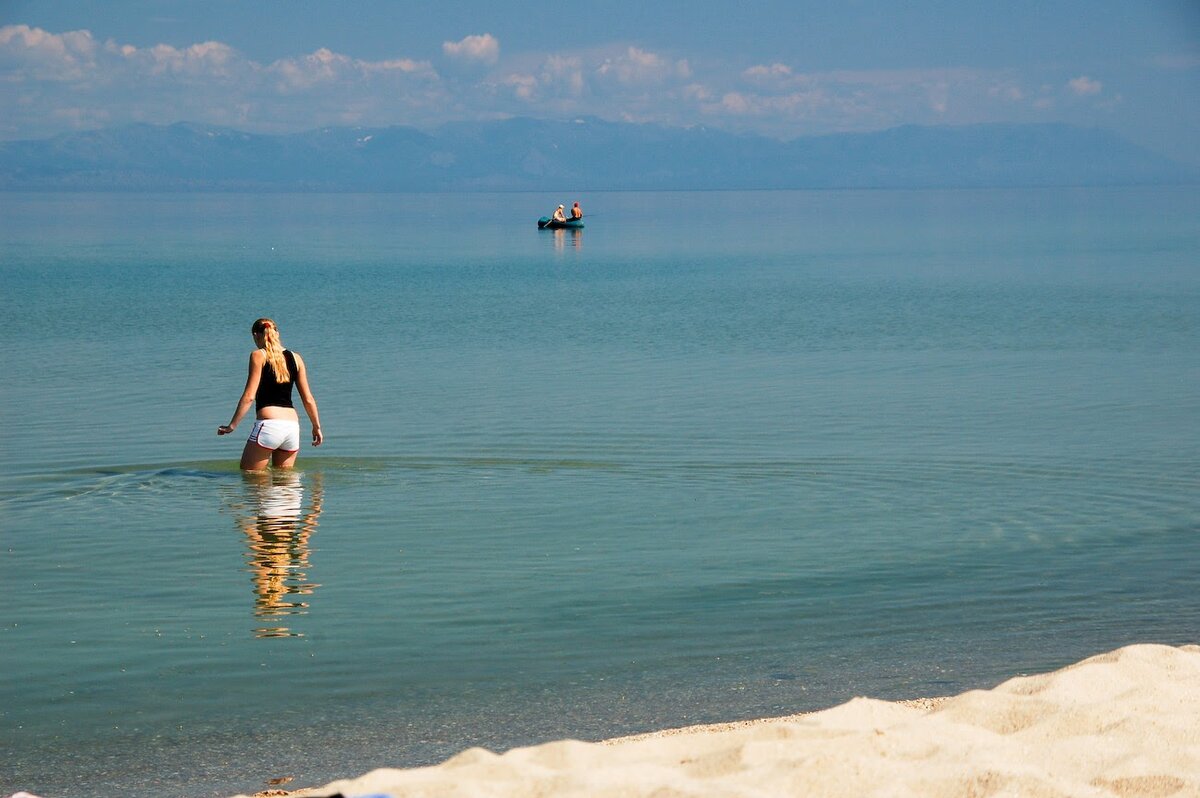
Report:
571,201,583,220
552,204,567,223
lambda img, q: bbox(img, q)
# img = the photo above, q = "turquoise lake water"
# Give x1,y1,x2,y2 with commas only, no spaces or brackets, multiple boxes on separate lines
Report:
1,188,1198,797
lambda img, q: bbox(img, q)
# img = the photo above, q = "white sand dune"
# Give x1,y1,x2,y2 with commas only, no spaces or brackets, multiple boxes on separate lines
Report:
247,643,1200,798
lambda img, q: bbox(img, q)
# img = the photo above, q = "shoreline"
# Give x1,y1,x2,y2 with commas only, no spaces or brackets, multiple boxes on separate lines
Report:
243,697,955,798
235,643,1200,798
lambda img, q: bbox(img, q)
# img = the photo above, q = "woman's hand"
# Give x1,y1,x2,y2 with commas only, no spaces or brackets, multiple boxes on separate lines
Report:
217,425,235,436
312,426,323,446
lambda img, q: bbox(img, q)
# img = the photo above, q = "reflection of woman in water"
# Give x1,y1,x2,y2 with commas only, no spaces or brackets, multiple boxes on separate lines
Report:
217,317,323,470
229,470,324,638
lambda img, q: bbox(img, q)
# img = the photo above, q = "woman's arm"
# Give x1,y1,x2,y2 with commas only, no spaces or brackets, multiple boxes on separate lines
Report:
292,352,323,446
217,352,264,435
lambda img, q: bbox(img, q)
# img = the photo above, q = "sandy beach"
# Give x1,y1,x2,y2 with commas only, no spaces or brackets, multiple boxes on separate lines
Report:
233,643,1200,798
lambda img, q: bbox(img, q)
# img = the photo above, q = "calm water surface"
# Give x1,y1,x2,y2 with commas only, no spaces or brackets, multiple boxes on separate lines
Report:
1,189,1198,797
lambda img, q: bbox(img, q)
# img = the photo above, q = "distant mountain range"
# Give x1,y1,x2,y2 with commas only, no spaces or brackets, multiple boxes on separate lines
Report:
0,118,1194,191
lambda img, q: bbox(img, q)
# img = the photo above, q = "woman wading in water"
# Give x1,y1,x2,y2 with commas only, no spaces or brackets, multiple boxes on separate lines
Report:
218,318,323,470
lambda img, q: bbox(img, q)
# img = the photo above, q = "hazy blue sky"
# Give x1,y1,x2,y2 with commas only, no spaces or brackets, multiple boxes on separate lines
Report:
3,1,1198,163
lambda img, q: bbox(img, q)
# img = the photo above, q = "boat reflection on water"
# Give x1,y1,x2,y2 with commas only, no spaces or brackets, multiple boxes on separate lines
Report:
226,470,324,638
553,227,582,252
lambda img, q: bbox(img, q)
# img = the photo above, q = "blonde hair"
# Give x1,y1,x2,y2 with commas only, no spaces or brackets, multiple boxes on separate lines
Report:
252,318,291,383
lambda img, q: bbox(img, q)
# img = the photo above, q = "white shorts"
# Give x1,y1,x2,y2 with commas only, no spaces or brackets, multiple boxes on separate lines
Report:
247,419,301,452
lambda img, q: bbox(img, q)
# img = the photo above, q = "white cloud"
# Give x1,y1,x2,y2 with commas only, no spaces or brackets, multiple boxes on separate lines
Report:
0,26,446,136
682,65,1061,136
709,88,832,119
744,63,792,80
742,63,793,83
268,48,436,92
270,48,354,90
596,46,690,84
361,58,432,76
721,92,750,114
0,24,1152,145
1067,75,1102,96
139,41,239,78
0,24,98,80
502,73,538,101
540,54,584,96
442,34,499,65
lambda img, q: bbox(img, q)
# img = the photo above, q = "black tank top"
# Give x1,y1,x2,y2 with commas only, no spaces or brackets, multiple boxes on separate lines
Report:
256,350,297,408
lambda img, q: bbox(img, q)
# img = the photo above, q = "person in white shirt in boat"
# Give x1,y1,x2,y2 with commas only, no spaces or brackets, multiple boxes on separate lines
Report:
551,204,567,223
